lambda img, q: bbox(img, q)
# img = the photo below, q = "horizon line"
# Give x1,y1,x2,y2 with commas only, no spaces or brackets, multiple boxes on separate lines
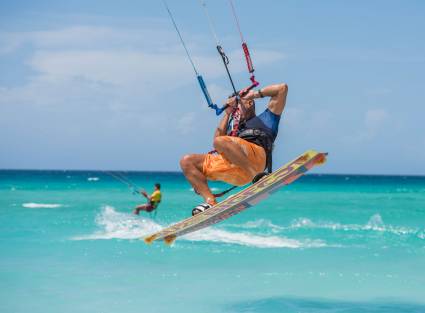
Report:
0,168,424,178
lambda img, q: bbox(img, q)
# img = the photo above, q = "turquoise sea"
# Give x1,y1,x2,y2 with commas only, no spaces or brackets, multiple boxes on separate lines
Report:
1,170,424,313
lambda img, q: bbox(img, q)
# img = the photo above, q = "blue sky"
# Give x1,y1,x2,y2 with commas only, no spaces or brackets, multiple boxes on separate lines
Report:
1,0,424,174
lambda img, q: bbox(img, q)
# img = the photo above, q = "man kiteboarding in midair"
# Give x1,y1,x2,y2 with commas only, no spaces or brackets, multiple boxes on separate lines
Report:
180,83,288,215
143,2,326,245
162,1,288,215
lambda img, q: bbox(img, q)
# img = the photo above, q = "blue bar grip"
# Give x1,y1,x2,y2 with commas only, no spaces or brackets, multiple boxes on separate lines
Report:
197,75,213,107
197,75,225,115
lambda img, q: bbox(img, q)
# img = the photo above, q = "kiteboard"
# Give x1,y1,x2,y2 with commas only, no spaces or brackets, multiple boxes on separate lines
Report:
144,150,327,245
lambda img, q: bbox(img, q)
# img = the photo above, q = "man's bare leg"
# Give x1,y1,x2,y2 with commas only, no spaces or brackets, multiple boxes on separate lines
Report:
180,154,217,205
213,136,265,178
134,204,148,215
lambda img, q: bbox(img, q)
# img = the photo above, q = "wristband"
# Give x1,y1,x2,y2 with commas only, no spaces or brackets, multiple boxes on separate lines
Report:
258,89,264,98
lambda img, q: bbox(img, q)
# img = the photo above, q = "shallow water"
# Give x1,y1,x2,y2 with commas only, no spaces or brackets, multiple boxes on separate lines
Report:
1,170,424,313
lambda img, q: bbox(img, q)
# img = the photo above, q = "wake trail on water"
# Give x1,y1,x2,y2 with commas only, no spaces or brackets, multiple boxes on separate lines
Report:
286,214,425,239
212,215,425,241
22,203,63,209
71,206,327,248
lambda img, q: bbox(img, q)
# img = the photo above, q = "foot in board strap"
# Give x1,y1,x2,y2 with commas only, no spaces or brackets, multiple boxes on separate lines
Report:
191,203,213,216
191,196,217,216
252,172,268,184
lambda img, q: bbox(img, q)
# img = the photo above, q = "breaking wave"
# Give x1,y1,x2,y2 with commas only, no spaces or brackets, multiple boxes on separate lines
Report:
226,218,284,233
22,203,63,209
71,206,328,248
287,214,424,238
184,228,326,248
72,206,161,240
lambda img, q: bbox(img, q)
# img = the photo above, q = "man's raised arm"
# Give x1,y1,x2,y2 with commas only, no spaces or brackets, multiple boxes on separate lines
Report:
244,83,288,115
214,111,231,139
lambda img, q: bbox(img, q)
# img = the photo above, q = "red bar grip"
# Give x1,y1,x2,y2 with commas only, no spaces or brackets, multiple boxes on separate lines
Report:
242,43,254,73
238,82,259,98
250,75,259,87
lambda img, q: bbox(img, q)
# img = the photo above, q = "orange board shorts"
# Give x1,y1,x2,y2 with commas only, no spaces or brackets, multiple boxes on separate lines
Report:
202,136,266,186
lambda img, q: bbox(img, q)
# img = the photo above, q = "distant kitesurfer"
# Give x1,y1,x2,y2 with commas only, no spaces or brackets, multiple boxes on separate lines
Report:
180,83,288,215
133,183,162,215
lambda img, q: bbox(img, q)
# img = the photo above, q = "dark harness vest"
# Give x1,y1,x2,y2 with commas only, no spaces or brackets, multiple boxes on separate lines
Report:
236,113,277,173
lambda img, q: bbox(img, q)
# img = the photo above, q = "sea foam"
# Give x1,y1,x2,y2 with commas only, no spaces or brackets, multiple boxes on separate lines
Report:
72,206,161,240
226,218,284,233
72,206,327,248
22,203,62,209
183,228,326,248
288,214,423,238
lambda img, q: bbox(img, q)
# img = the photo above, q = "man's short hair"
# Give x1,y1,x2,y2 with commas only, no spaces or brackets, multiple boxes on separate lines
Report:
155,183,161,189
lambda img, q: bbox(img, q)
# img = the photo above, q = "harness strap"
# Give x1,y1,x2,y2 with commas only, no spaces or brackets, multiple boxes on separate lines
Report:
229,107,242,136
213,185,238,198
238,128,274,173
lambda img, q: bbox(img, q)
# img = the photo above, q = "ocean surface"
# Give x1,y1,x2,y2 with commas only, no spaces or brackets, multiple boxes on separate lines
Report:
1,170,424,313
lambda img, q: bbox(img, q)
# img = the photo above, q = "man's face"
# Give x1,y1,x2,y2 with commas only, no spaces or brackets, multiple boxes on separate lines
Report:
225,97,255,120
240,98,256,120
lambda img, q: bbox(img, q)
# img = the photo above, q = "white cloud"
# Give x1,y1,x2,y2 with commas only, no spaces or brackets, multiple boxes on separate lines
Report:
283,107,304,128
0,33,22,54
203,49,285,76
0,23,286,169
0,26,176,54
342,108,391,145
176,112,197,135
206,83,231,104
29,50,193,88
1,25,285,112
364,108,389,130
366,87,392,96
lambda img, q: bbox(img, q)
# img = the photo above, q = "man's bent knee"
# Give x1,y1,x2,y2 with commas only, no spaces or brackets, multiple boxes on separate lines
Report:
213,136,232,153
180,154,205,172
180,154,193,171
